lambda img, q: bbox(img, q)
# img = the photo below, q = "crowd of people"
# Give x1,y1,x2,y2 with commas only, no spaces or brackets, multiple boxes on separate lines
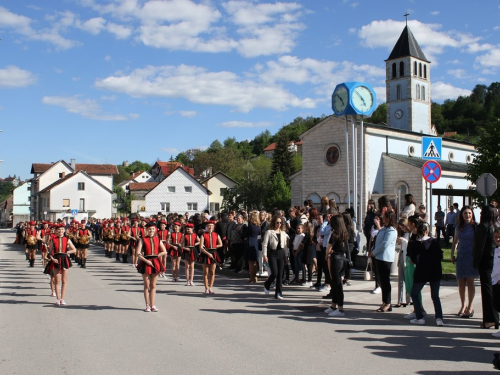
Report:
12,195,500,337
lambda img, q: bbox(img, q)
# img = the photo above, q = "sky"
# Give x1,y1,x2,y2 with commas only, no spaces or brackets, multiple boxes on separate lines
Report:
0,0,499,180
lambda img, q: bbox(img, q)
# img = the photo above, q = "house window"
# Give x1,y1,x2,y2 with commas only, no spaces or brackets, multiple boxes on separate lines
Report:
392,63,396,78
424,65,427,79
399,61,404,77
187,202,198,211
160,202,170,212
184,186,192,193
63,199,70,207
79,198,85,211
78,182,85,191
414,61,417,76
167,186,175,193
396,85,401,100
210,202,220,213
419,63,422,77
421,86,425,101
416,84,421,100
27,186,30,191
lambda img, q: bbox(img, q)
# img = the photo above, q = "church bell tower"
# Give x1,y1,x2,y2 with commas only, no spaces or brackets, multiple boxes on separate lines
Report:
385,22,431,134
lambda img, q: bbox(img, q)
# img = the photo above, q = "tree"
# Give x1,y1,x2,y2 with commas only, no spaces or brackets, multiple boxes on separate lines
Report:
366,103,387,124
126,160,151,173
114,165,131,187
271,131,294,182
466,119,500,206
113,186,135,215
0,180,14,202
250,130,272,156
263,172,291,211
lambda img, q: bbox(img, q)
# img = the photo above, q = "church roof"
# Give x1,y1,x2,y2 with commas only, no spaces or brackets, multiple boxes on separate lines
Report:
387,26,429,62
385,153,469,174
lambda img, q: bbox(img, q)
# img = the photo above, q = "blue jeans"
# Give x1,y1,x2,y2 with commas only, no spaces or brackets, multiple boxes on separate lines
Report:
411,280,442,320
293,251,303,280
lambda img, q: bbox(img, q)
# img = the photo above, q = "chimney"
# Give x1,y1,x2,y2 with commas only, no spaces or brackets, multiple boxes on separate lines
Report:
61,172,65,179
70,159,75,170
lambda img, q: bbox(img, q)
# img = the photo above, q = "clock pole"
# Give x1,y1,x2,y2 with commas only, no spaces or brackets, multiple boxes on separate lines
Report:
359,115,364,235
344,116,350,210
352,116,357,214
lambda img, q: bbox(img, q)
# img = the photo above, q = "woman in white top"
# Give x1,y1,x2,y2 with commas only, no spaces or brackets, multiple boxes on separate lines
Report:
400,194,416,219
395,218,411,307
263,215,289,300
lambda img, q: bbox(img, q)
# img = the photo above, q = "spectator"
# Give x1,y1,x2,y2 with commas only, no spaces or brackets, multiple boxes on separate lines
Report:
444,206,457,248
434,205,445,242
400,194,416,218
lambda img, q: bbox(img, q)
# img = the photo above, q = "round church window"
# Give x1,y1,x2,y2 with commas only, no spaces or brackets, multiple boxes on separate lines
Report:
325,145,340,166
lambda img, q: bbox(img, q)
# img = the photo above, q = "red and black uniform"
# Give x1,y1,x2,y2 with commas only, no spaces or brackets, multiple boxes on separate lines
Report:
169,232,183,257
137,237,166,275
26,228,38,250
130,226,143,247
44,237,72,274
199,232,221,265
157,229,169,248
120,225,131,246
78,228,91,249
113,227,122,245
182,233,198,261
39,228,50,253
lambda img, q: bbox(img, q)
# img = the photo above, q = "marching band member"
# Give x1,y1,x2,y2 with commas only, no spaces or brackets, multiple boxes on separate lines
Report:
45,224,77,306
121,218,131,264
37,221,50,267
157,220,169,277
168,222,184,282
76,220,91,268
199,220,222,294
102,221,111,257
182,223,199,286
130,218,143,267
136,222,167,312
67,220,78,262
25,221,38,268
113,220,122,261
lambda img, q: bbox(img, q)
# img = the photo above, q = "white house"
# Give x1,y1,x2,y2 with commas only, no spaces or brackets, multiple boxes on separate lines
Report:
117,171,153,193
201,172,237,214
30,159,118,220
38,171,113,222
144,167,209,216
12,181,31,224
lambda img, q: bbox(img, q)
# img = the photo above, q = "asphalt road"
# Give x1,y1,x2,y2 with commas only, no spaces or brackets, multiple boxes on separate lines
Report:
0,228,498,374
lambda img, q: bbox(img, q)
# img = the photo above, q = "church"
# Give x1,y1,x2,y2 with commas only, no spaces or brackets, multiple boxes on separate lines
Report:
291,24,476,225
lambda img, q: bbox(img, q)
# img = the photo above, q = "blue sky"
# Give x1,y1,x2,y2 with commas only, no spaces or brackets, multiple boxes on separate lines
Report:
0,0,499,179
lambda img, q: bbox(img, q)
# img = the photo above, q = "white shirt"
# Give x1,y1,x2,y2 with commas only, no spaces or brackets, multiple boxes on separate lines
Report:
293,233,305,251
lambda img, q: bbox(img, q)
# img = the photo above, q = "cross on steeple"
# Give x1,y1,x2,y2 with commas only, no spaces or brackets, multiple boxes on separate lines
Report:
404,12,409,26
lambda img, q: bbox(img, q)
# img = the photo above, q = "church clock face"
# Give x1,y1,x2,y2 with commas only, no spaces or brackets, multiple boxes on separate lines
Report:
395,109,403,119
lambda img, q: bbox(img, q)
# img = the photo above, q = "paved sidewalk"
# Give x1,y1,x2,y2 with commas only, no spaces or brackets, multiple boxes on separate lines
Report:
0,228,498,374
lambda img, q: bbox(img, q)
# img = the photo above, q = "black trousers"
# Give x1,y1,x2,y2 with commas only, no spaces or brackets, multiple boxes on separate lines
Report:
264,249,285,297
479,256,499,326
316,247,331,286
330,255,346,306
231,243,245,271
375,259,392,305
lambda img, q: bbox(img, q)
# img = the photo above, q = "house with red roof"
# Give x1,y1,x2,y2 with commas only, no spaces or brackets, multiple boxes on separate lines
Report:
151,161,194,182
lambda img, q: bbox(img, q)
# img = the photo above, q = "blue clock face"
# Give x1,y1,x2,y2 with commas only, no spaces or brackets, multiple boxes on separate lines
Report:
351,86,374,113
333,86,348,114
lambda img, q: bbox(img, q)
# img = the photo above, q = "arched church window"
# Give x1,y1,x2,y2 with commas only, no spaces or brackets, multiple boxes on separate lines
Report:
419,63,422,77
422,86,425,101
446,184,454,210
397,85,401,100
416,84,420,100
399,61,404,77
306,193,321,208
424,65,427,79
414,61,417,76
392,63,397,78
395,181,409,216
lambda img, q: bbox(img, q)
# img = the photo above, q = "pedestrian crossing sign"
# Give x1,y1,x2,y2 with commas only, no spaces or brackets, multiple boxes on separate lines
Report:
422,137,442,160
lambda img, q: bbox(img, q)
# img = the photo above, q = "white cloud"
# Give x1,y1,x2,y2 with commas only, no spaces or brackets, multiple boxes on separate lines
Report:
78,17,106,35
179,110,196,118
475,46,500,69
0,65,36,87
54,68,63,74
104,55,112,62
356,19,481,63
161,147,179,154
107,22,132,39
430,11,440,16
447,69,469,79
218,121,272,128
447,59,461,65
71,77,81,81
0,6,78,49
95,64,316,112
431,81,471,101
41,95,138,121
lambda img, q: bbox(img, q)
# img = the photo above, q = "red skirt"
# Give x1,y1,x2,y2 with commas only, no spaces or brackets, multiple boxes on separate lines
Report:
137,256,165,275
182,247,196,261
169,246,181,258
198,250,221,265
44,253,72,274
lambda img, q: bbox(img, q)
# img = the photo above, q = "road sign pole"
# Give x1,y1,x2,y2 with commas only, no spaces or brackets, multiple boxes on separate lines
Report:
430,183,433,234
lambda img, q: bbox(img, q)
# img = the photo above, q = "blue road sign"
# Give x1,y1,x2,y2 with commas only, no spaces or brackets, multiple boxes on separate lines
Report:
422,137,442,160
422,160,442,184
71,209,78,216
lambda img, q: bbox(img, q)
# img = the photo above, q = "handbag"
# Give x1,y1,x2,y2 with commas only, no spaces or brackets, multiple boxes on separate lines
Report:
364,257,373,281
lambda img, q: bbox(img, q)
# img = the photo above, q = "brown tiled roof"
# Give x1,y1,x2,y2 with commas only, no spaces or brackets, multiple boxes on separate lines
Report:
129,182,158,191
31,163,53,174
75,164,118,175
263,142,276,152
130,171,144,179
